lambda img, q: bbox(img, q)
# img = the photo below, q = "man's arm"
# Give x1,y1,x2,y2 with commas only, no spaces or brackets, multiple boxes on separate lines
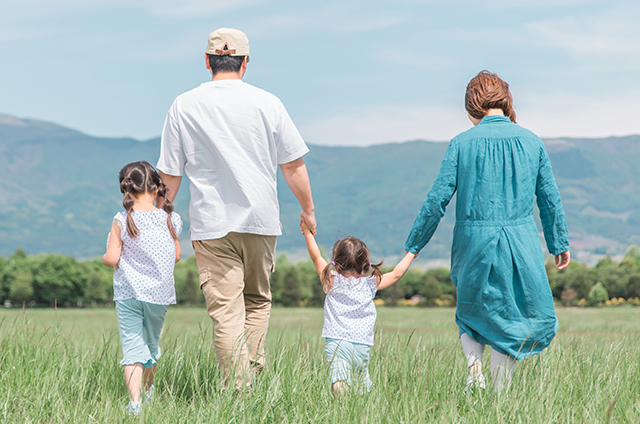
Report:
279,157,316,235
157,171,182,207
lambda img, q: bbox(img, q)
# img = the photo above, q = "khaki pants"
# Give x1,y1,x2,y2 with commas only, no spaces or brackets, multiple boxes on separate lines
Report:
193,233,276,389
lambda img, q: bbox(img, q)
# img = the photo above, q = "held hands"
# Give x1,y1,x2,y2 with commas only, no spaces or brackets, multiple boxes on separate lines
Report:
300,210,317,236
555,250,570,270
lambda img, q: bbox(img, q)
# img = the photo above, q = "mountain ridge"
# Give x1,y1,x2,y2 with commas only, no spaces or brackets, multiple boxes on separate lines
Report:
1,114,639,264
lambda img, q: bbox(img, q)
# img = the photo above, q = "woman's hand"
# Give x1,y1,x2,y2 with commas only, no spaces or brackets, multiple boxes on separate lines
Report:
555,251,570,270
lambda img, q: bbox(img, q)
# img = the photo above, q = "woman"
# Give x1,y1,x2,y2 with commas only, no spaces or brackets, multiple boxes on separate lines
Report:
405,70,570,391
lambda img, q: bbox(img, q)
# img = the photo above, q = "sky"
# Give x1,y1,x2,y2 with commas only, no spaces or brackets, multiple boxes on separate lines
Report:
1,0,639,146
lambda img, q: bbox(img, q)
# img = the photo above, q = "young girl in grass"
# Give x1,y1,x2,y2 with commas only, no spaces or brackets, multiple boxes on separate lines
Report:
103,161,182,415
302,225,416,393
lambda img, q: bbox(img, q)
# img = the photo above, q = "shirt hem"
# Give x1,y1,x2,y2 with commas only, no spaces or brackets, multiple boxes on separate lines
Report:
191,227,282,241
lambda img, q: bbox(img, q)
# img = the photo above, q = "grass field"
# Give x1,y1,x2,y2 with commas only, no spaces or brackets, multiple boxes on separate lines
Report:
1,306,639,423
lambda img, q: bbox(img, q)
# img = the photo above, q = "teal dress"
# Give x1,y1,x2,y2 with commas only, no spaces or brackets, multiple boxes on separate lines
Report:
405,115,569,359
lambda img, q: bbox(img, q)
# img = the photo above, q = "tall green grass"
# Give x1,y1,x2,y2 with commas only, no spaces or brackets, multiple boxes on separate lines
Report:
1,307,639,423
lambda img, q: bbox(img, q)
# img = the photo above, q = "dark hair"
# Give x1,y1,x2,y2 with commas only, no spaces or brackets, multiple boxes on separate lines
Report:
321,236,383,292
207,54,245,75
465,70,516,123
118,161,178,240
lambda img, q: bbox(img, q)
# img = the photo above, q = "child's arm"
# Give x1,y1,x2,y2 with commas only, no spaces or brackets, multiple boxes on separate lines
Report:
102,221,122,268
302,224,328,277
174,238,181,263
378,252,417,290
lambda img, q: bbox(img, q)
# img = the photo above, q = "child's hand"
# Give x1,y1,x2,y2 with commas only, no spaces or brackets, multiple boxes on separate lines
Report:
301,221,314,236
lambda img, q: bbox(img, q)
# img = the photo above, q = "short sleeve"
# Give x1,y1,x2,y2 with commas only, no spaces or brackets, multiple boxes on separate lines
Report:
274,100,309,164
113,213,125,240
170,212,183,237
157,100,187,176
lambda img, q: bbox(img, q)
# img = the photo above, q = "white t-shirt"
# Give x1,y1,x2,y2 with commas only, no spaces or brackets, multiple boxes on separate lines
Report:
157,79,309,241
322,272,378,346
112,210,182,305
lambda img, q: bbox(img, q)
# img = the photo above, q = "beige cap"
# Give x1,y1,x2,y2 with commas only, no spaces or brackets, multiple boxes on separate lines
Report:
205,28,250,62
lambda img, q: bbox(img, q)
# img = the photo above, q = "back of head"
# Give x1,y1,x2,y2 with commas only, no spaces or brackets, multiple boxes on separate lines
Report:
465,70,516,123
118,161,178,240
205,28,250,76
321,236,383,292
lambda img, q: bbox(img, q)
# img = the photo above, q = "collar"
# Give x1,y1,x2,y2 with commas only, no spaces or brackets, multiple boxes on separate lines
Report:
479,115,511,125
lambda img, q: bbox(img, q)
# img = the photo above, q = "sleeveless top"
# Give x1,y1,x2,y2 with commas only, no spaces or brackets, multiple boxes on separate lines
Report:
322,271,378,346
112,209,182,305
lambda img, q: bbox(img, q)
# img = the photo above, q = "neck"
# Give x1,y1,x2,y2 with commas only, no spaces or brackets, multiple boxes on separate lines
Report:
211,71,243,81
485,109,505,116
131,192,158,211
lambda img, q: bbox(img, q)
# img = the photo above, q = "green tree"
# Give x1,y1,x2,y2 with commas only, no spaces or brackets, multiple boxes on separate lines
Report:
178,269,201,306
270,254,290,305
419,276,442,306
595,263,629,299
397,269,423,298
281,266,302,307
84,271,108,306
627,274,640,299
569,270,595,300
623,245,640,268
428,268,456,300
9,272,34,304
31,254,86,307
588,282,608,306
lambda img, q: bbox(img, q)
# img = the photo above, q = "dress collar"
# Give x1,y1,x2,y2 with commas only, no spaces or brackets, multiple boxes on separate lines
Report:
479,115,511,125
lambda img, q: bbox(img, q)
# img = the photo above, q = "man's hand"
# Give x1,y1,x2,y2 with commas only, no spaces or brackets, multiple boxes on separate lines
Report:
555,250,570,270
300,210,317,236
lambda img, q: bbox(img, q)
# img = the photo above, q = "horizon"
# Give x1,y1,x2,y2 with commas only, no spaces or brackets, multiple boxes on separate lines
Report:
3,112,640,148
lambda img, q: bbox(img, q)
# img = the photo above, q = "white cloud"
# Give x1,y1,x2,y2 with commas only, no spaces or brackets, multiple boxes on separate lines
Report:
299,105,471,146
518,90,640,139
523,3,640,67
242,4,411,38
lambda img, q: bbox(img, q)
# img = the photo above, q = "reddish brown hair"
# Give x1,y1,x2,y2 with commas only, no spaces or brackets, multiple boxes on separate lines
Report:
465,70,516,123
118,161,178,241
321,236,383,292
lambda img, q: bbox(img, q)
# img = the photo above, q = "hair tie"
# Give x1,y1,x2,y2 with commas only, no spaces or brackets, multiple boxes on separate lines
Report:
369,263,373,267
331,261,335,266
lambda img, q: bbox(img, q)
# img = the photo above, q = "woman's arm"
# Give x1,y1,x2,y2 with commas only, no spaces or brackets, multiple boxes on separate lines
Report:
536,146,570,267
102,221,122,268
302,224,328,277
378,252,416,290
404,139,459,254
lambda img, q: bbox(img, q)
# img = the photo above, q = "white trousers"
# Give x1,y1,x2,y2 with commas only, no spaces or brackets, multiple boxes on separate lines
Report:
460,333,516,391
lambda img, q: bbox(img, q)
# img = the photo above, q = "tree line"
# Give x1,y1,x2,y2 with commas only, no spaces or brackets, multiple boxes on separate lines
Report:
2,246,640,308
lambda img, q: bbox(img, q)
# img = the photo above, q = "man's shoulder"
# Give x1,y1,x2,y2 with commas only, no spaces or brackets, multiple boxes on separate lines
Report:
176,81,281,103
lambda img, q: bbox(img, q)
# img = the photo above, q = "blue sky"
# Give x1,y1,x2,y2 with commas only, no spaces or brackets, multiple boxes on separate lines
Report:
1,0,639,145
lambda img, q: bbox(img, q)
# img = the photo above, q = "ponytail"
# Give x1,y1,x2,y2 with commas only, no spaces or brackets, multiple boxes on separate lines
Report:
158,183,179,241
321,263,334,293
369,260,384,286
122,191,139,238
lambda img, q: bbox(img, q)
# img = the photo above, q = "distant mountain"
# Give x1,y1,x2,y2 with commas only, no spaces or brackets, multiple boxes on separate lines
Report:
1,114,639,263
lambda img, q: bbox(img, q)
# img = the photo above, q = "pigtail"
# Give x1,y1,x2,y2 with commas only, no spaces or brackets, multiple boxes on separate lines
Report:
369,260,384,286
321,263,334,293
122,191,139,238
158,183,179,241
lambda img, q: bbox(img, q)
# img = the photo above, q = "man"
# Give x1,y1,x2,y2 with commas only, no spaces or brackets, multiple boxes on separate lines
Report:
156,28,316,388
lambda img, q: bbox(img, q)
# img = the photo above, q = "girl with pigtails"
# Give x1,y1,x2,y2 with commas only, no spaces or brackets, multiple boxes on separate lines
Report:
103,161,182,416
302,226,416,393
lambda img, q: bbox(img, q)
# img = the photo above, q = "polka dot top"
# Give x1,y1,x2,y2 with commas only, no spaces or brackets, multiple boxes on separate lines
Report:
112,209,182,305
322,271,378,346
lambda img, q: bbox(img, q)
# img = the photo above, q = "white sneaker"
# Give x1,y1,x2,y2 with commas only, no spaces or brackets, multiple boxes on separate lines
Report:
126,401,141,416
465,373,486,391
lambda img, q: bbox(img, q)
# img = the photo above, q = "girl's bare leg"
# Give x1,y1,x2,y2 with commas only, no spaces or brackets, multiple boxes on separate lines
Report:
123,363,144,402
144,364,157,391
